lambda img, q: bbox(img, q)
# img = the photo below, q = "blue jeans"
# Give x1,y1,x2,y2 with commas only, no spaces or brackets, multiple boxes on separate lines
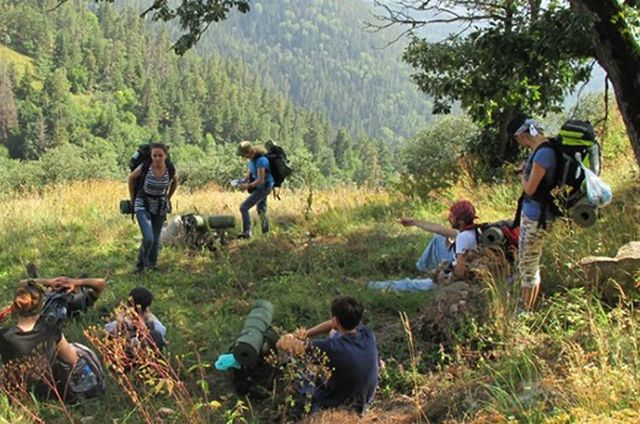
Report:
368,278,437,292
136,210,166,270
416,234,454,273
239,187,271,235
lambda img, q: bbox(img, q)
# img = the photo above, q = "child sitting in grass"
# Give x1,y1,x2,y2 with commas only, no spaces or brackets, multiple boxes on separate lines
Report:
277,296,379,415
105,287,167,350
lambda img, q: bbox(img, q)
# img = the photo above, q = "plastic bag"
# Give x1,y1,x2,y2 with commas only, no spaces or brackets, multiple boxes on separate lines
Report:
583,166,612,207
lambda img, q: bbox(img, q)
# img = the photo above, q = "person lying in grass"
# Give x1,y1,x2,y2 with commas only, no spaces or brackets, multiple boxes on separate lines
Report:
277,296,379,415
18,275,106,319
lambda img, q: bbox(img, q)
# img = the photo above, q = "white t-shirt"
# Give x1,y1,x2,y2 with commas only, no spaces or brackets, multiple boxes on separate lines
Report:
452,228,478,265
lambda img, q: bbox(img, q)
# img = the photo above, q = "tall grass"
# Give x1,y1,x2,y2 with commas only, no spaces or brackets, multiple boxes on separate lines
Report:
0,110,638,422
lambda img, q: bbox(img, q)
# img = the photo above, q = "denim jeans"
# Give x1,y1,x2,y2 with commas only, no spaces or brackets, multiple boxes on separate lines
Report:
239,186,271,235
136,210,166,270
368,278,437,292
416,234,454,273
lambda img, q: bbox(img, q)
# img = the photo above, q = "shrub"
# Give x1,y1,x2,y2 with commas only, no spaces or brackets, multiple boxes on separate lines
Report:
399,115,477,199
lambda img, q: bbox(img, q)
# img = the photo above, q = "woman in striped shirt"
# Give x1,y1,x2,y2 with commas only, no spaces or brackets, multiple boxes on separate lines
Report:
128,143,178,273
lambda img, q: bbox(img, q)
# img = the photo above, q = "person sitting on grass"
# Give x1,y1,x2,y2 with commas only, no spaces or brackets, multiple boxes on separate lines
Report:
407,200,479,278
277,296,379,415
105,287,167,350
367,200,479,292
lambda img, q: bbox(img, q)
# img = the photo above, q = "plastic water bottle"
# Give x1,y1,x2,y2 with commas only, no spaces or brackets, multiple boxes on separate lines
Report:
77,364,97,391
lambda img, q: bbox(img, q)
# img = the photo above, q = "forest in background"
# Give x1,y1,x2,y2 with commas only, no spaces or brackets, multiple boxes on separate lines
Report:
194,0,434,141
0,0,405,194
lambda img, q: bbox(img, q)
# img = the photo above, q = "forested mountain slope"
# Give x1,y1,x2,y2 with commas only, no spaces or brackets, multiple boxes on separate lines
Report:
0,0,396,191
195,0,432,141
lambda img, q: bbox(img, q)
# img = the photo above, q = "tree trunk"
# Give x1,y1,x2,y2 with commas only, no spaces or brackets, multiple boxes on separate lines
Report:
570,0,640,167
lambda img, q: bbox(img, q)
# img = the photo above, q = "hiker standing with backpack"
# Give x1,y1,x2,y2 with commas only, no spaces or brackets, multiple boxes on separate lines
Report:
508,117,557,312
236,141,274,239
128,143,178,274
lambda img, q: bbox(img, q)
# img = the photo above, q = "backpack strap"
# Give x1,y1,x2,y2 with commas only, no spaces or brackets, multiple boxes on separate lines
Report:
167,161,176,181
522,141,559,229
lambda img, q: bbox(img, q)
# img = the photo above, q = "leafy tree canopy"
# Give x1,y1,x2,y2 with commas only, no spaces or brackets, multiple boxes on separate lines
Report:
373,0,640,169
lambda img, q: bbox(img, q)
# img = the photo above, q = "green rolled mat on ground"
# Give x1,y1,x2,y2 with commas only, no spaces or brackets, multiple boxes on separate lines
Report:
570,198,598,228
184,214,207,230
244,316,269,334
208,215,236,229
232,300,274,368
233,329,262,367
254,299,274,316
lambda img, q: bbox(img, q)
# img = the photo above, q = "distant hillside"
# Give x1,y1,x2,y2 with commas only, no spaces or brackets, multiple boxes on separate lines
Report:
195,0,432,142
0,0,398,189
0,43,34,76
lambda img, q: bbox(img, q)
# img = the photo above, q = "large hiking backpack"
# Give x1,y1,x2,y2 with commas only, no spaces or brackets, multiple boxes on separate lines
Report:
551,120,601,205
264,140,292,188
56,342,107,401
129,144,176,200
515,119,601,228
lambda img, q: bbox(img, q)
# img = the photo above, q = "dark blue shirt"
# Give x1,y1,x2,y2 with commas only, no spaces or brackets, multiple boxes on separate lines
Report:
310,325,378,414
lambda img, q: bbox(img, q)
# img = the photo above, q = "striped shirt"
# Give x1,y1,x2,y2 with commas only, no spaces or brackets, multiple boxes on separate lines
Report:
134,166,171,215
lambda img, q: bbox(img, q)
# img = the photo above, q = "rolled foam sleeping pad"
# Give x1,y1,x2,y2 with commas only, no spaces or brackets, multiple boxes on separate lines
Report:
570,198,598,228
184,214,207,230
207,215,236,229
233,329,260,368
254,299,274,315
244,315,269,334
480,226,505,246
232,300,274,368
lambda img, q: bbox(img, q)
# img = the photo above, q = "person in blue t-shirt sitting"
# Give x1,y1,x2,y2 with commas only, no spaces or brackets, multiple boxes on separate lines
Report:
236,141,275,239
277,296,379,415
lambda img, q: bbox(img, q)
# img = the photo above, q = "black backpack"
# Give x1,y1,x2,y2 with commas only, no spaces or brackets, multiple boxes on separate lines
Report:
129,144,176,199
514,119,601,228
264,140,292,188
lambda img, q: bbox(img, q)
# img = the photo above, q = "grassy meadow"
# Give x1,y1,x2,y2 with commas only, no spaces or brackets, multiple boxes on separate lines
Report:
1,116,640,423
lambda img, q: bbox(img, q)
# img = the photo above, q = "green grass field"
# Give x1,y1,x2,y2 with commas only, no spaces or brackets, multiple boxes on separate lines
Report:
0,114,639,423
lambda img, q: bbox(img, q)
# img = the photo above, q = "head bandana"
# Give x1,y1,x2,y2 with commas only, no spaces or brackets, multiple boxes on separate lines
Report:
514,118,544,137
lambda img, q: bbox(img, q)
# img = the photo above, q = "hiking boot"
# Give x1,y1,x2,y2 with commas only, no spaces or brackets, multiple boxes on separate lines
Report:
236,232,252,240
26,263,40,279
132,267,145,276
